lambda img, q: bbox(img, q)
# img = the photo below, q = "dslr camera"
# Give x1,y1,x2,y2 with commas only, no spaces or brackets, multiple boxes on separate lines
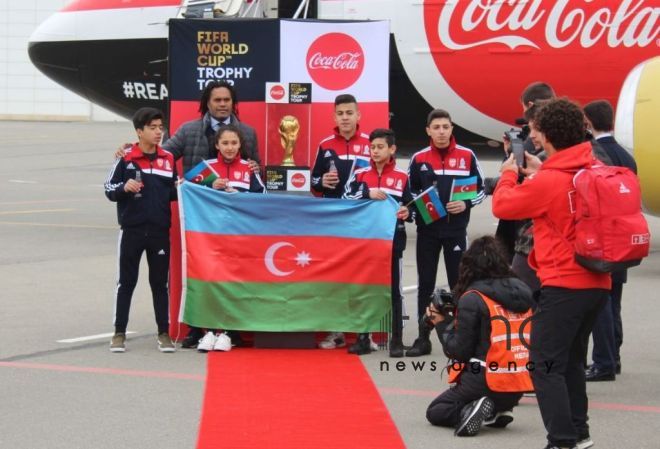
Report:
423,288,455,327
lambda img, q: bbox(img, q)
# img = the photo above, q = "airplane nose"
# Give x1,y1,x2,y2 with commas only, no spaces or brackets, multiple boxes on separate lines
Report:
28,40,82,97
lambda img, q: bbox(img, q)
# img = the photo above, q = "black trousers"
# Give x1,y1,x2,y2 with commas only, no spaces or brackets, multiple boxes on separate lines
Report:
590,281,623,371
391,253,403,341
114,227,170,334
530,287,608,447
416,230,466,320
426,370,522,427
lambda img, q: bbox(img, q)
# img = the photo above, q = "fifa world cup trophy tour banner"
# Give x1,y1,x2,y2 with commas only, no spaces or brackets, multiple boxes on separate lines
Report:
167,19,390,336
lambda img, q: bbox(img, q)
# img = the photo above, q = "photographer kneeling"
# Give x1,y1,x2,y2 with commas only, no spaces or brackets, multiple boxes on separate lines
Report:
425,236,534,436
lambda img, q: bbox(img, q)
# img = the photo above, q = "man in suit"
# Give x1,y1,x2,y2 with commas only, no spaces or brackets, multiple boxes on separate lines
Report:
583,99,638,381
165,80,260,173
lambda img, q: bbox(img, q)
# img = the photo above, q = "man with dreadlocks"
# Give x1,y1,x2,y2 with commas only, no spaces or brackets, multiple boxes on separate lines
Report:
424,236,535,437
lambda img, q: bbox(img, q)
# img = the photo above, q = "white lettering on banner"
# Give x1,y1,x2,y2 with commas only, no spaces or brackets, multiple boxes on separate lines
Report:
308,52,362,70
122,82,168,100
195,67,254,89
437,0,660,50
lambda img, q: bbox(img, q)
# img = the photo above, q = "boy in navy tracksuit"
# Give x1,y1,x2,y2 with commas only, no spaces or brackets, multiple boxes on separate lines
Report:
406,109,485,357
104,107,177,353
343,128,413,357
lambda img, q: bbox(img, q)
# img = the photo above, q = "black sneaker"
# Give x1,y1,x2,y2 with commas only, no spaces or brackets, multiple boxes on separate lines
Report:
455,396,495,437
405,337,431,357
484,410,514,428
180,333,199,349
348,335,372,355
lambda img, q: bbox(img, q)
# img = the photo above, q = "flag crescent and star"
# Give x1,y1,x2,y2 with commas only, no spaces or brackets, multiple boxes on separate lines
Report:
264,241,312,277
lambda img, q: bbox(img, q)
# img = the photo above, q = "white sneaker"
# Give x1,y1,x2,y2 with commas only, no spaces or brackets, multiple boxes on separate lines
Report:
213,333,232,352
370,338,379,351
576,437,594,449
197,331,216,352
318,332,346,349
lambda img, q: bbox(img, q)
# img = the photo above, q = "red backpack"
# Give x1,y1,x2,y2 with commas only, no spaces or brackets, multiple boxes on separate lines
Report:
572,165,650,272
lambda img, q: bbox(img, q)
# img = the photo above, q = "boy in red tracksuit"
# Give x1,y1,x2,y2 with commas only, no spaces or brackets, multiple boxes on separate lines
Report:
343,128,412,357
492,98,610,449
104,107,177,354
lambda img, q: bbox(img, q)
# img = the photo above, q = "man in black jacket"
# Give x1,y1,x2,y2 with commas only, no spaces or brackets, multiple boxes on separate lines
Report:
583,100,638,381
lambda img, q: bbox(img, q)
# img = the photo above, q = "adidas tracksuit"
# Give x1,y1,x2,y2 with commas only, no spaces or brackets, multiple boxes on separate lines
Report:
343,158,413,341
408,137,484,319
310,127,371,198
104,144,177,334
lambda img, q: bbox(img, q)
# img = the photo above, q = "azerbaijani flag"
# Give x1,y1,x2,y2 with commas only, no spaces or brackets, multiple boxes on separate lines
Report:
184,160,218,186
179,182,397,332
413,186,447,224
450,176,478,201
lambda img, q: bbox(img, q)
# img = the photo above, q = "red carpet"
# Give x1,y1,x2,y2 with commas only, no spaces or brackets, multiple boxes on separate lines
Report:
197,349,406,449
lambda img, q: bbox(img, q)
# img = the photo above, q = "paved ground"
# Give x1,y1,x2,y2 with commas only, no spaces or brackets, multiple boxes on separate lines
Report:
1,121,659,448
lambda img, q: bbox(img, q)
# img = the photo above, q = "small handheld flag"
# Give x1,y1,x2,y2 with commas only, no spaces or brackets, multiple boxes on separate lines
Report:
412,186,447,224
184,160,219,186
450,176,478,201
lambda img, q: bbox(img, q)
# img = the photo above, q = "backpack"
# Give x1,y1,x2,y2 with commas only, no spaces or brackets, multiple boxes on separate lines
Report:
571,165,650,272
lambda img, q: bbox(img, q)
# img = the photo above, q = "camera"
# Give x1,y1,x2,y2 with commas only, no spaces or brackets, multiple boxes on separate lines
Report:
423,288,455,327
504,128,527,168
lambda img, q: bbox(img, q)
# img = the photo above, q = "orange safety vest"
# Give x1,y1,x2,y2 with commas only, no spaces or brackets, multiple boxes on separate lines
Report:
447,290,533,393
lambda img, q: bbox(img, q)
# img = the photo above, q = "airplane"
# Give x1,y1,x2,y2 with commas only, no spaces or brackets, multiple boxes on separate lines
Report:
28,0,660,212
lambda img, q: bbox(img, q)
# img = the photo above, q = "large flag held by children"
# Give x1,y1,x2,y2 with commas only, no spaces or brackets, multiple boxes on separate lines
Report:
450,176,478,201
184,160,218,186
179,182,398,331
412,186,447,224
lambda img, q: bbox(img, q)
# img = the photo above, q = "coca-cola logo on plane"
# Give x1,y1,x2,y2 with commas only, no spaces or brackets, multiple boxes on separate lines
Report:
270,85,285,101
424,0,660,126
306,33,365,90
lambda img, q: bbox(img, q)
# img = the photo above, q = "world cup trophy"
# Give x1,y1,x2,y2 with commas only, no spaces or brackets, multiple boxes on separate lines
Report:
279,115,300,166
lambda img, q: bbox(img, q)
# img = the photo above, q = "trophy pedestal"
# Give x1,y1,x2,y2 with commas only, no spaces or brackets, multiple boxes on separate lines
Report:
265,165,310,193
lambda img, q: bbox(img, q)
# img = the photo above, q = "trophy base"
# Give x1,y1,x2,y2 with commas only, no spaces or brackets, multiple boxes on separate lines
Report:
265,166,310,192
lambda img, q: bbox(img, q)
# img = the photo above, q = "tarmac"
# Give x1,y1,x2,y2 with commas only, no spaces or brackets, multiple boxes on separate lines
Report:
1,120,659,449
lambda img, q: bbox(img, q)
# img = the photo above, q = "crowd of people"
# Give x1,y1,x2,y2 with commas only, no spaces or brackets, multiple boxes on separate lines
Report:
103,80,638,449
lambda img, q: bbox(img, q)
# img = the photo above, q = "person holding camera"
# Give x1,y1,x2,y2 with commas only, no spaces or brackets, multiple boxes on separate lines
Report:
425,236,534,436
493,98,610,449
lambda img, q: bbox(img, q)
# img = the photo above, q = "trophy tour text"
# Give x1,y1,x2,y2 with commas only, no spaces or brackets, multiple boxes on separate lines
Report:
196,31,253,88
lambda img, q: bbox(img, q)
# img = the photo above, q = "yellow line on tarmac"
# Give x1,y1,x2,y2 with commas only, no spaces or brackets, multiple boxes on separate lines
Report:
0,208,75,216
0,221,115,230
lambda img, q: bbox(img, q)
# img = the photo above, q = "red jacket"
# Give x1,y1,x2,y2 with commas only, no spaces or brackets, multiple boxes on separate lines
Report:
207,157,265,193
492,142,611,290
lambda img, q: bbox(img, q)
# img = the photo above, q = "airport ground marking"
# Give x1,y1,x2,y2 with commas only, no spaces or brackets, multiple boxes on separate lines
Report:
0,198,96,206
0,208,74,216
0,221,115,229
0,361,204,381
57,331,137,343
